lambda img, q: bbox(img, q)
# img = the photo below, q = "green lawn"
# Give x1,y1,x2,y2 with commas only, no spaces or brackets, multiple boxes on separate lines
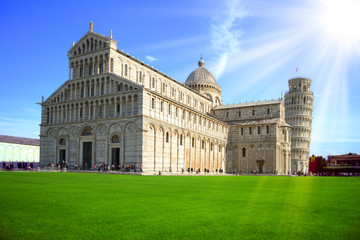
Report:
0,172,359,240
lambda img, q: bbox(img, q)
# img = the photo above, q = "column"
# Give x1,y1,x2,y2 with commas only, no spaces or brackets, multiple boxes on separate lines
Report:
60,107,63,123
103,102,106,118
113,101,117,117
65,106,68,122
104,80,107,94
120,100,122,117
131,97,134,116
69,106,72,122
88,105,91,120
94,81,97,96
170,133,172,171
78,106,81,121
69,66,71,80
93,104,96,120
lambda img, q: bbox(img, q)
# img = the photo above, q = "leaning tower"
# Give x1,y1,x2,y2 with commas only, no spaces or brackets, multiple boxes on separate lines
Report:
284,77,314,173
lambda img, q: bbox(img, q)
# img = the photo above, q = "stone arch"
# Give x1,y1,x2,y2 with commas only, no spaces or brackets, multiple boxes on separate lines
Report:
147,123,156,172
124,121,138,167
46,128,56,137
108,123,122,134
81,125,93,136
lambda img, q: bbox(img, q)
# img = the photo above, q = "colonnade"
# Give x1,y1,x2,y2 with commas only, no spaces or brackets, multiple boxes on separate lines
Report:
46,94,139,124
50,76,136,104
69,54,110,80
146,124,226,173
148,94,227,139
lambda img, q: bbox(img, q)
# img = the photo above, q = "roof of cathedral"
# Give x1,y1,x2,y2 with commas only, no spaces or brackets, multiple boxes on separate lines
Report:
0,135,40,146
215,99,283,110
185,58,219,86
226,118,291,127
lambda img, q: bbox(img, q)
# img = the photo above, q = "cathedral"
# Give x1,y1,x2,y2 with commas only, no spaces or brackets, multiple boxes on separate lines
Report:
39,23,314,174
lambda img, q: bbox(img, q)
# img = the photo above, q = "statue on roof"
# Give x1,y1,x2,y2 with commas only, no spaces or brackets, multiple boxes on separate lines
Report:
90,21,93,31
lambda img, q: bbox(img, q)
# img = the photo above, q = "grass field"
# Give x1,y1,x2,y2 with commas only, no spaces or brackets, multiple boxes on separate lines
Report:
0,172,359,240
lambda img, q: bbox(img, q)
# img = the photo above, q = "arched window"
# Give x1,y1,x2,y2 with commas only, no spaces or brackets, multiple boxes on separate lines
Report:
152,77,155,89
202,140,205,149
242,147,246,157
81,127,92,136
99,61,103,73
124,64,128,76
139,71,142,83
151,98,155,109
180,134,183,145
59,138,66,145
166,133,169,143
192,137,194,147
111,135,120,143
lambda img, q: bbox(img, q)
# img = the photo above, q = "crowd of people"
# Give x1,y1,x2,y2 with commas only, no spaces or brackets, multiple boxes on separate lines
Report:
185,168,224,174
2,162,37,171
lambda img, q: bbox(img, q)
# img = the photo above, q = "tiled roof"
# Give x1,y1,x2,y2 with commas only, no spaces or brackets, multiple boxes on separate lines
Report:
226,118,291,127
0,135,40,146
215,100,282,110
226,118,280,126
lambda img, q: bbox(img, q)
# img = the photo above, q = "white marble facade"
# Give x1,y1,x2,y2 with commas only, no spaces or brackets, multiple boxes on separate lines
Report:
40,23,313,174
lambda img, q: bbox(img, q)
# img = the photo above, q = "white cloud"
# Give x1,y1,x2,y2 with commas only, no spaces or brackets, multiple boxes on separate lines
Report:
209,0,247,79
146,55,158,62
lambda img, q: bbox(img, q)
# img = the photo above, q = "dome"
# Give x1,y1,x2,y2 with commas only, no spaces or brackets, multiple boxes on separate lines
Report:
185,58,218,86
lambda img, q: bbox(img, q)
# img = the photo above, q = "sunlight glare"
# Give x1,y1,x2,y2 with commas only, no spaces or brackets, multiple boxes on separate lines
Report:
317,0,360,45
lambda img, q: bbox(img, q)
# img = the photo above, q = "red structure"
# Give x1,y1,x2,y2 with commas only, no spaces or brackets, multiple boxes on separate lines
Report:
308,155,325,174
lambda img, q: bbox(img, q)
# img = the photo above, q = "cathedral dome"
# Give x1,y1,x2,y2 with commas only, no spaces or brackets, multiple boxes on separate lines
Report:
185,58,218,86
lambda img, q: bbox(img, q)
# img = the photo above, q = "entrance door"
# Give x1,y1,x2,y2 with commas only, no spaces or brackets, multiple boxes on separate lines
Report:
258,163,264,174
83,142,92,169
111,148,120,168
59,149,66,168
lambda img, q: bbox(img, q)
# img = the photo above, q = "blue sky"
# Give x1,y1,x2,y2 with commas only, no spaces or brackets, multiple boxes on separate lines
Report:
1,0,359,157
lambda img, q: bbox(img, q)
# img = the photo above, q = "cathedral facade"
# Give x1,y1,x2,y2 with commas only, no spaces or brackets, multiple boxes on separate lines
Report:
39,24,313,174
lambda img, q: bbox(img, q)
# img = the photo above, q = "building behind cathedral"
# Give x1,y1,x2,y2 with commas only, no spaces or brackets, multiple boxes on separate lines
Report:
39,23,314,174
